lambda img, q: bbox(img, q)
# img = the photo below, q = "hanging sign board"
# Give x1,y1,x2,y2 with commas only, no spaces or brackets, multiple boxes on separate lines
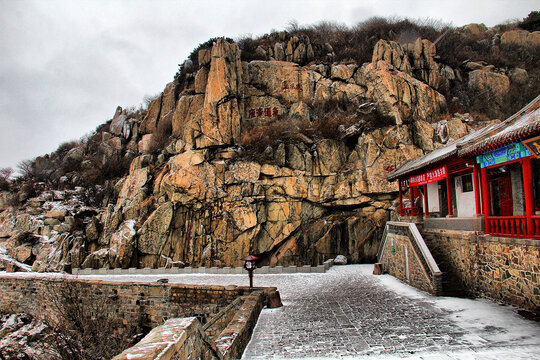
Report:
409,166,446,187
476,142,532,168
522,135,540,159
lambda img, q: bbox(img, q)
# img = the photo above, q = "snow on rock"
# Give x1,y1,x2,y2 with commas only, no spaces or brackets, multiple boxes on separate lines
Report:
0,313,52,359
333,255,347,265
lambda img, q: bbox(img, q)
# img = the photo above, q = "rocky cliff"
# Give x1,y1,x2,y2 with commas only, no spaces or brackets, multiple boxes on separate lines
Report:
0,21,538,271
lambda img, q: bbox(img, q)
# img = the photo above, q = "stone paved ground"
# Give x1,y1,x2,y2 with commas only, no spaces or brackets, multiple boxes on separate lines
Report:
73,265,540,359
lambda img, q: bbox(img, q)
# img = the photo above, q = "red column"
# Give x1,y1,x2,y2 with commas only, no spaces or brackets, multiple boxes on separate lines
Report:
398,179,403,216
481,167,490,233
423,184,429,218
522,157,535,236
473,163,482,215
410,184,414,216
445,165,454,217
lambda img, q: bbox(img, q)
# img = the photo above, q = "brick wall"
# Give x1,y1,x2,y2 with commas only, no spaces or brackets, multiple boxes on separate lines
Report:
113,317,221,360
0,276,263,330
422,229,540,312
204,297,244,341
113,292,267,360
0,276,276,358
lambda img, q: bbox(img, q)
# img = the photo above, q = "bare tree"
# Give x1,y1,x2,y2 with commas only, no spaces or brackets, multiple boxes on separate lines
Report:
41,280,142,360
16,159,34,180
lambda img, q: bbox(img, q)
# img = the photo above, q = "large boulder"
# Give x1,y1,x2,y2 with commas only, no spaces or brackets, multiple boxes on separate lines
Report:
138,203,173,255
162,162,220,203
500,29,540,47
248,61,321,105
357,60,446,124
109,106,128,136
461,23,488,36
171,94,205,140
413,38,440,89
468,70,510,104
244,96,287,125
195,39,244,148
334,255,347,265
508,68,528,85
285,35,315,64
81,248,110,269
372,39,412,74
411,119,435,152
108,220,137,268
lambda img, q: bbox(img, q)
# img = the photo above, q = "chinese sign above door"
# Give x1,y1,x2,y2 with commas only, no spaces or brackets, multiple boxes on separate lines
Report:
409,166,447,186
476,142,532,168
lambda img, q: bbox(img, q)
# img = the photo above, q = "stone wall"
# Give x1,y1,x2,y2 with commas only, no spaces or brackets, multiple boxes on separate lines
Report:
215,291,265,359
114,291,265,360
113,317,221,360
0,276,276,358
422,229,540,312
204,297,244,341
114,291,266,360
379,224,441,294
0,276,260,329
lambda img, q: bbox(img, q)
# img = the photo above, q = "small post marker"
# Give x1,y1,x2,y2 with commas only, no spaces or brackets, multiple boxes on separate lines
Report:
242,254,260,288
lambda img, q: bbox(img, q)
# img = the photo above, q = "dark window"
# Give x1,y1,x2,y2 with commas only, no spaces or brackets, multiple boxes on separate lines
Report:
462,174,474,192
532,159,540,212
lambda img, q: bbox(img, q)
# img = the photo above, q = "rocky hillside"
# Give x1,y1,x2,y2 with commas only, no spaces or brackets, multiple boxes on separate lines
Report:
0,17,538,272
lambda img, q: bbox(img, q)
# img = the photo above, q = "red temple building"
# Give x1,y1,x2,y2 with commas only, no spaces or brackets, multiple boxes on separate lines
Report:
388,95,540,238
379,95,540,314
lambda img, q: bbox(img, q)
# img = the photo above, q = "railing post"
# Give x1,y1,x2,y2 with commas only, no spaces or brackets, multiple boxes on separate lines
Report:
522,157,535,236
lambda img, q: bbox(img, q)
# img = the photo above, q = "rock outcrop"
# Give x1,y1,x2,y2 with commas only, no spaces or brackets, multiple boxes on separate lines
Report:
0,28,521,272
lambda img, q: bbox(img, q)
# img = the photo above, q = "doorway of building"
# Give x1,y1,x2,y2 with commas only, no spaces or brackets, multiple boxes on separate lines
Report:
439,179,448,217
490,174,513,216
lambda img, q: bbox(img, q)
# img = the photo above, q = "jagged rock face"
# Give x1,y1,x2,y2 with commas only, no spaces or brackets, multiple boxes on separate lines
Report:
413,39,440,90
1,36,497,271
358,60,446,125
372,39,412,74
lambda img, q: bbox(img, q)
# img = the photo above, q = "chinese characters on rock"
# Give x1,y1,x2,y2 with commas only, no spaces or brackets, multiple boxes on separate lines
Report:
248,107,279,119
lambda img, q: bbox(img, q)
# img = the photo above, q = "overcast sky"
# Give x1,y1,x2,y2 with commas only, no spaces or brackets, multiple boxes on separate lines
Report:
0,0,537,171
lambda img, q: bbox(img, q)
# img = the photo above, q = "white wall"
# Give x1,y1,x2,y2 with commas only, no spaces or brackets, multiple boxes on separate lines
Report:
427,182,440,213
455,174,476,217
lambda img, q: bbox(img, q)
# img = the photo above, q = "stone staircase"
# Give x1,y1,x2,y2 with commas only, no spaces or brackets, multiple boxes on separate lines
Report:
437,259,471,298
420,233,471,298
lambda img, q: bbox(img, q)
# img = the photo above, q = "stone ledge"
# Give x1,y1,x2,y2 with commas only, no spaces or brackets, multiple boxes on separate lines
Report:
113,317,221,360
423,217,484,232
72,263,331,276
112,292,267,360
215,291,265,360
423,228,540,247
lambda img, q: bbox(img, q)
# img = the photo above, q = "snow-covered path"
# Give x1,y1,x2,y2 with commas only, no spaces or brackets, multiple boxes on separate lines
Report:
3,265,539,359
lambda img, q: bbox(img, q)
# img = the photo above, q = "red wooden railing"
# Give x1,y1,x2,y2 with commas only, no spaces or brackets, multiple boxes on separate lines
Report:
400,207,421,216
532,216,540,237
487,216,527,237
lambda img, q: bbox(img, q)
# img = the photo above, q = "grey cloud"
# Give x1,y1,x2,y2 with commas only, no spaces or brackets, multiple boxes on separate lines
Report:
0,0,538,170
